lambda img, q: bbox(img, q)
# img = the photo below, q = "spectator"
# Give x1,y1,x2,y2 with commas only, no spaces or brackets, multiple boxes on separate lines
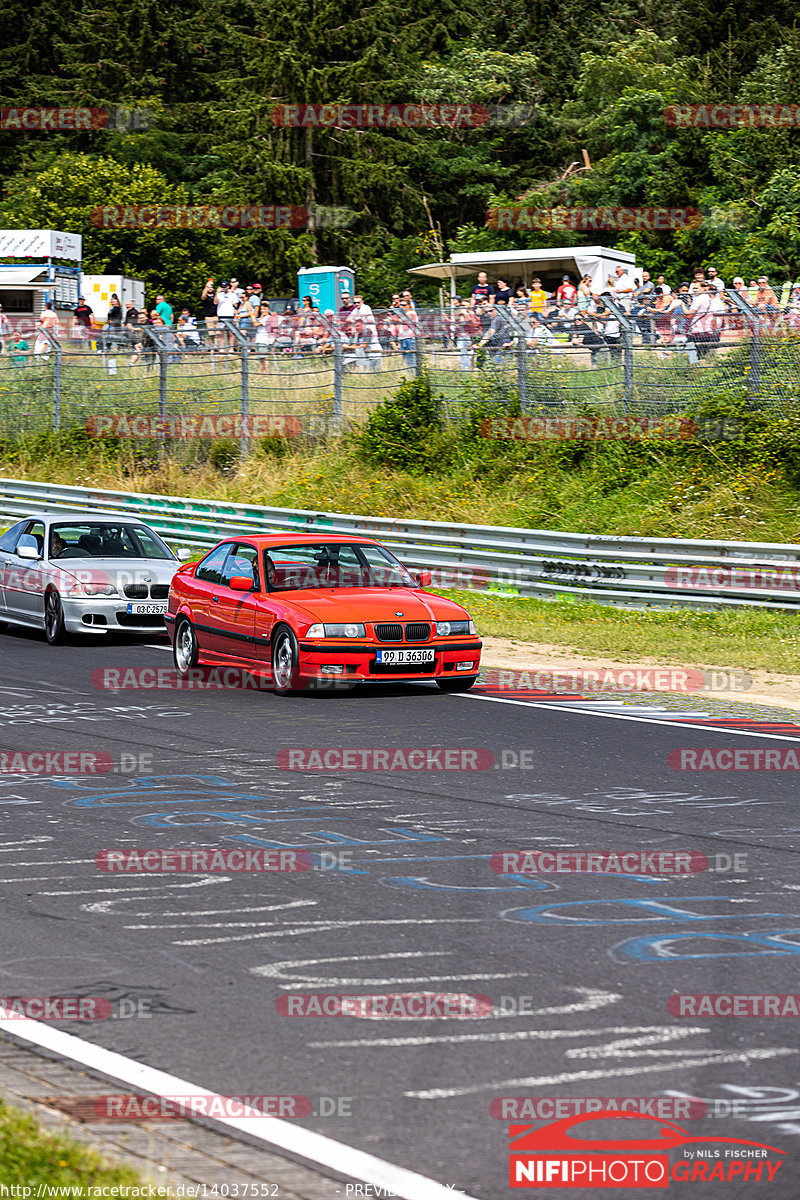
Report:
0,304,9,355
656,274,671,296
339,289,356,315
476,300,512,363
35,302,61,358
176,309,201,352
611,264,634,311
494,278,513,305
106,292,123,351
396,301,417,370
528,277,547,316
688,282,716,360
10,332,29,368
353,292,373,319
123,301,138,327
470,271,495,308
128,310,152,368
201,277,218,341
596,303,622,362
154,293,173,326
707,266,724,292
237,287,258,341
253,300,275,371
556,275,577,304
576,275,593,312
452,297,477,370
632,271,656,344
73,295,93,342
215,282,237,351
689,268,706,297
755,275,779,312
228,277,244,306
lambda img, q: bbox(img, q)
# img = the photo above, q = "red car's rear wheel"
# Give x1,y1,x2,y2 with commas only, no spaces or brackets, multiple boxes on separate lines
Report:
271,626,304,694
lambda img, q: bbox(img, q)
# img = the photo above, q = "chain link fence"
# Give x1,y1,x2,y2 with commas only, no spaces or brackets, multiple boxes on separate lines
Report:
1,290,798,455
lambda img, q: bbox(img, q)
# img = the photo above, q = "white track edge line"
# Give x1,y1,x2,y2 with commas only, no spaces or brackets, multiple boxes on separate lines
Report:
0,1018,476,1200
459,691,800,742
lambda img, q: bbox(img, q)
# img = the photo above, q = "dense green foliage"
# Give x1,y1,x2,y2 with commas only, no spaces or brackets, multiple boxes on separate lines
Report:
1,6,800,304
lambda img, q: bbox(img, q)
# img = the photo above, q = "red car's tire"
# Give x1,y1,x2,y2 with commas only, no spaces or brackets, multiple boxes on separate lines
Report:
271,625,305,695
173,617,200,675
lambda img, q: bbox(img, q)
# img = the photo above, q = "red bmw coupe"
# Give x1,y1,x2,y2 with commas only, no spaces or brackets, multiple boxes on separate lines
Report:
166,534,482,694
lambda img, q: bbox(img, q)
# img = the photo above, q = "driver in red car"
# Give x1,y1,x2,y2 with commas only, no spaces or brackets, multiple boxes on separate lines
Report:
264,555,277,587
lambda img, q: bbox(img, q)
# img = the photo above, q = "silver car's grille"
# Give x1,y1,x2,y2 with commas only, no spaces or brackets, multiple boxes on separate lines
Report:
124,584,148,599
150,584,170,599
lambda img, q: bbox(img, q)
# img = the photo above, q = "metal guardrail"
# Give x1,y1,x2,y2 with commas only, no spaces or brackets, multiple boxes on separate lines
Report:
0,476,798,612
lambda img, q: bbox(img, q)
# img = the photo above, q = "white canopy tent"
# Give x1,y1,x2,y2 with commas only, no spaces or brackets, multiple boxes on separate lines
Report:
408,246,638,298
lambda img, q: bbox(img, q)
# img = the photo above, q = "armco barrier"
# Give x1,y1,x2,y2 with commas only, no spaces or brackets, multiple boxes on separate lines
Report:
1,476,800,611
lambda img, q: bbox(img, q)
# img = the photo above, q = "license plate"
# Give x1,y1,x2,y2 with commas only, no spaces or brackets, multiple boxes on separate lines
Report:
376,648,435,665
126,603,167,615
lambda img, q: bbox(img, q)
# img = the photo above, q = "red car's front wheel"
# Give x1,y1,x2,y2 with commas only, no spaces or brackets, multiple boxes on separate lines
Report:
271,626,304,694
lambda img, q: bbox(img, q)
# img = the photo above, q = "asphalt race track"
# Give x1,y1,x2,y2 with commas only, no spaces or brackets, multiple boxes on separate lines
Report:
2,627,800,1198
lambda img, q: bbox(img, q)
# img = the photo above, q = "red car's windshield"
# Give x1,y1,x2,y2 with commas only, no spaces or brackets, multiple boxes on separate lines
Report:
265,543,417,591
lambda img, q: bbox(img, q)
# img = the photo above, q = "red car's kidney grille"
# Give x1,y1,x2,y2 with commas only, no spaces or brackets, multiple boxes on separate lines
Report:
374,623,404,642
405,622,431,642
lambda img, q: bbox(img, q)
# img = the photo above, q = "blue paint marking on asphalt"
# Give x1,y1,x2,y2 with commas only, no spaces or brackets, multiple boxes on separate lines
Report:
501,896,792,925
615,928,800,960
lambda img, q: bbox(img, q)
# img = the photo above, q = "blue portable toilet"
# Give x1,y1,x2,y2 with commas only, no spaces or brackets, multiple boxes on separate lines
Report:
297,266,356,313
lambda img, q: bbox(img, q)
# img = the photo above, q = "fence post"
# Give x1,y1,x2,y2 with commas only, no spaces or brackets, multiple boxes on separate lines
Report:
725,287,760,405
39,328,62,430
599,293,634,413
314,311,343,434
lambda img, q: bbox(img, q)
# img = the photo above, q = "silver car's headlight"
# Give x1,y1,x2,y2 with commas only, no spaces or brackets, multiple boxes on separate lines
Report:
306,623,366,638
67,582,119,597
436,620,476,636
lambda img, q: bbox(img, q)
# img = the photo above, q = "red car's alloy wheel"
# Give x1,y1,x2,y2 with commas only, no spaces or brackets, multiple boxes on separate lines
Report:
174,618,199,674
271,626,303,694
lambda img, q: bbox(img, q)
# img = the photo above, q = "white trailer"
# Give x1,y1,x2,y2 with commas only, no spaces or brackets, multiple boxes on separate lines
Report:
80,274,145,320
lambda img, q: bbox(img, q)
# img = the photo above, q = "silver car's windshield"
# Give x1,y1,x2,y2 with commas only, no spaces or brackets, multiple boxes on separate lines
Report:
50,523,174,560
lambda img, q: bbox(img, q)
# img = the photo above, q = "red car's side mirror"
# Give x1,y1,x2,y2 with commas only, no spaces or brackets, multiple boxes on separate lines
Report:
416,570,432,588
229,575,254,591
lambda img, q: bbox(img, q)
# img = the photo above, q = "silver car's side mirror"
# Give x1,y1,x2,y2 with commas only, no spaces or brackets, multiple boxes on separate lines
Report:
177,548,192,562
17,539,39,560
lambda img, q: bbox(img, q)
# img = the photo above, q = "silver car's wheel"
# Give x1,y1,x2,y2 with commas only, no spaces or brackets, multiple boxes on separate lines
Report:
271,626,303,694
44,591,66,645
173,619,199,675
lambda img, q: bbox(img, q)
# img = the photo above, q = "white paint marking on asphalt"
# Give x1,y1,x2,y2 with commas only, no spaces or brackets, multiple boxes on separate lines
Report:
0,1018,475,1200
177,916,483,947
40,878,228,898
0,837,53,849
311,1021,691,1050
406,1048,798,1099
459,691,800,741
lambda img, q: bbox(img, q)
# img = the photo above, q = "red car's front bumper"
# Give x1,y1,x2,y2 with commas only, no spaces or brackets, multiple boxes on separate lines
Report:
297,639,482,683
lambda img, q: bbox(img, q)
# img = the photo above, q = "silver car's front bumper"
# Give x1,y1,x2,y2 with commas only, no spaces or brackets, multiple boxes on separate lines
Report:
62,596,168,636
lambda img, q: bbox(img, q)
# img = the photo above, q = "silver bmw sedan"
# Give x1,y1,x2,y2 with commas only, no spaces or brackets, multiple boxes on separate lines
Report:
0,512,190,643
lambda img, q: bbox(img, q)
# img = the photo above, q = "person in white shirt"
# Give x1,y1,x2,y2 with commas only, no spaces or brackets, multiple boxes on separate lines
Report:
214,282,237,352
655,275,671,296
706,266,725,292
688,283,716,359
611,265,634,312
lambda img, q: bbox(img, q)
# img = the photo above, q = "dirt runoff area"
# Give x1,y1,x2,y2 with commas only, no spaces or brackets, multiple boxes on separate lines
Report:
479,637,800,712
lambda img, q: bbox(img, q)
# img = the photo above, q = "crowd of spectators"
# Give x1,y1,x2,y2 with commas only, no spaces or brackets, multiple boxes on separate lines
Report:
7,265,800,371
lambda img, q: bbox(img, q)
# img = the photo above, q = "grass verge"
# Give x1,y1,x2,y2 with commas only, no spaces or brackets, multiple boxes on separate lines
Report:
0,1096,143,1191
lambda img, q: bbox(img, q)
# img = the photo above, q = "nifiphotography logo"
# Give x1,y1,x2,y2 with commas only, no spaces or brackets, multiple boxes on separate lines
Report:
508,1111,784,1188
